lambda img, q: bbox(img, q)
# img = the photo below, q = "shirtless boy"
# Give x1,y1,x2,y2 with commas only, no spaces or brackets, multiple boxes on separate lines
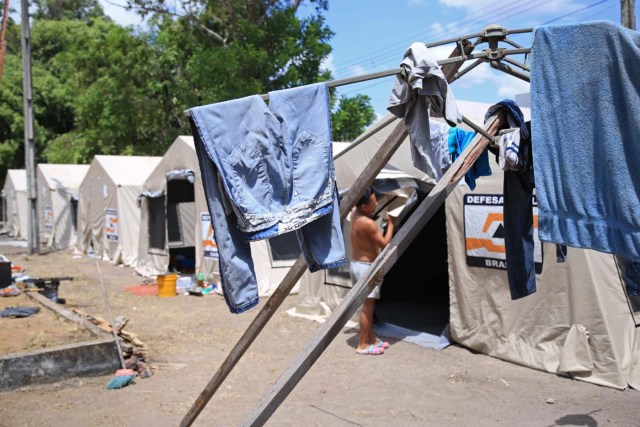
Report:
349,188,395,355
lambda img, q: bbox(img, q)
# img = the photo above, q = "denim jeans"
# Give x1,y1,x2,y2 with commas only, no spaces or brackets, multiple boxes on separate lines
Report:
504,166,536,299
190,83,346,313
622,258,640,297
556,245,568,263
490,102,536,300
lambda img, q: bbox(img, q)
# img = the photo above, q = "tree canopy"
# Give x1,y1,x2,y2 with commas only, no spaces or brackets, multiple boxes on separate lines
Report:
0,0,376,186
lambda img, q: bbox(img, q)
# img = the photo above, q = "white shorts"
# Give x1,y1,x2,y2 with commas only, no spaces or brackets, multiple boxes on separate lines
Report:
349,260,383,300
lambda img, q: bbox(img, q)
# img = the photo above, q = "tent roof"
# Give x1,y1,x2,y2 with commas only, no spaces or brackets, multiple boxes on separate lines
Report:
5,169,27,191
38,164,90,190
94,155,162,186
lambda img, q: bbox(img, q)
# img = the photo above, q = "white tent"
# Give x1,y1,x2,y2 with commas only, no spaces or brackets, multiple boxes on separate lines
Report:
37,164,90,249
290,104,640,390
136,136,303,296
76,155,161,266
2,170,28,239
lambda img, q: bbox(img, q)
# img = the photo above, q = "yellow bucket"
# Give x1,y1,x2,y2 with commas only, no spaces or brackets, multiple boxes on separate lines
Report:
157,273,177,297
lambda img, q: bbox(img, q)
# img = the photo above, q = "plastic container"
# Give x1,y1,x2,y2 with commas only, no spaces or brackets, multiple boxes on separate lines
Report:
157,273,178,297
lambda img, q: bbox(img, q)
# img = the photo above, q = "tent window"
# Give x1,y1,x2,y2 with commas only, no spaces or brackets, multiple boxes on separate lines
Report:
268,232,302,267
70,198,78,231
167,202,183,246
148,197,166,252
167,179,195,203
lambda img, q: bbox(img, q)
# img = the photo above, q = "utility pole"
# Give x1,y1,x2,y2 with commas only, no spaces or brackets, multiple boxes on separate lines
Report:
622,0,636,30
21,0,38,254
0,0,10,80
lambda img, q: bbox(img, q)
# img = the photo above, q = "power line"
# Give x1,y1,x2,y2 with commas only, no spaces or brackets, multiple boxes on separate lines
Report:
541,0,611,25
330,0,552,79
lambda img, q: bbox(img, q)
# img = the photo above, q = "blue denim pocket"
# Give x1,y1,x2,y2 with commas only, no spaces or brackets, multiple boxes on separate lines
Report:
228,140,272,213
291,130,331,202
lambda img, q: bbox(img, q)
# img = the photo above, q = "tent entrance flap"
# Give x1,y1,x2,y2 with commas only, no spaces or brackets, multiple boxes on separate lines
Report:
376,203,449,335
147,196,166,254
166,175,196,272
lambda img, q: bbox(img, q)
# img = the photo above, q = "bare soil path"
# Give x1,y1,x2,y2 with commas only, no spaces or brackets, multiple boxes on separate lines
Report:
0,239,638,426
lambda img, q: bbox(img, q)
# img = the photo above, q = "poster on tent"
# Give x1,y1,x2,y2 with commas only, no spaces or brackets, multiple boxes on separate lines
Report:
105,209,119,241
201,213,218,259
43,205,54,232
463,194,543,273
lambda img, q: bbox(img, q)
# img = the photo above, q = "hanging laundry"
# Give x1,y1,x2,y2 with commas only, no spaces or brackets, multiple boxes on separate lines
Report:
496,129,521,171
486,100,535,300
447,127,491,190
189,83,346,314
387,42,460,181
531,21,640,260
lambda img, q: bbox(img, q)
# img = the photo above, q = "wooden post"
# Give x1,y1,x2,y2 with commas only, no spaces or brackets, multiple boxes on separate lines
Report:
181,42,476,427
180,121,408,427
242,112,506,426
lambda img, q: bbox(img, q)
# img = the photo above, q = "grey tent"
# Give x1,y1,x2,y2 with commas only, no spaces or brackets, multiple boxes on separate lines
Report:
37,164,90,249
76,155,162,266
1,170,28,239
290,105,640,390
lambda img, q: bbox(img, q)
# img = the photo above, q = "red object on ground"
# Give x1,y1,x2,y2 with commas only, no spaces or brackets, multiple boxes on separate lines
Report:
122,284,159,296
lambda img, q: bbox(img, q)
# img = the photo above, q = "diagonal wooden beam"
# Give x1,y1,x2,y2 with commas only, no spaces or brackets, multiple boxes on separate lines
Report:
180,120,408,427
181,41,472,427
242,112,506,426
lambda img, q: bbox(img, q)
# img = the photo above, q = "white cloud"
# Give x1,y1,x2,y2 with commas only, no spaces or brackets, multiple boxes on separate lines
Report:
347,64,368,77
99,0,146,27
496,77,530,99
321,53,336,75
407,0,426,6
454,61,530,101
437,0,582,16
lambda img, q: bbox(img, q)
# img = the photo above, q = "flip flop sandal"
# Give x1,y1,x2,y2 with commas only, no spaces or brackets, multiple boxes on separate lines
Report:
376,338,390,349
356,344,385,355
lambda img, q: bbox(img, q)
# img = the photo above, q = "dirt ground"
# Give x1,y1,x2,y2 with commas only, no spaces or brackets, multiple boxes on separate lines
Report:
0,239,638,427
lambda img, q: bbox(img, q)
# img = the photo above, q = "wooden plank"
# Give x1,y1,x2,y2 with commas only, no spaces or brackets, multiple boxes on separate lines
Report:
181,41,475,426
242,112,506,426
180,121,409,427
442,39,475,82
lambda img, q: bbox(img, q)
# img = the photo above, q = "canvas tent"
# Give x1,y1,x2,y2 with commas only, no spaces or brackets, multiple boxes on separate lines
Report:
291,100,491,321
290,105,640,390
1,170,28,239
37,164,90,249
136,136,213,277
76,155,161,266
137,136,304,296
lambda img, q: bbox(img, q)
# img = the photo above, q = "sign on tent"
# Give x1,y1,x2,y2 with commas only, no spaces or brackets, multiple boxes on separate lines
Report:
201,213,218,259
105,209,119,241
463,193,543,272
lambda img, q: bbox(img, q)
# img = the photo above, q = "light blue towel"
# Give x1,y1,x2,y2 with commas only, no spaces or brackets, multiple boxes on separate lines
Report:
531,21,640,260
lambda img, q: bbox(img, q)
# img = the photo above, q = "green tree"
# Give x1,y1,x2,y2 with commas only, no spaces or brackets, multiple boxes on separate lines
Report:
331,94,376,141
0,0,377,179
34,0,105,21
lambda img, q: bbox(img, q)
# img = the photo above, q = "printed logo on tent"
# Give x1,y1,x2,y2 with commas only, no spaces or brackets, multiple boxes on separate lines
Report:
44,205,54,232
463,194,542,273
105,209,119,241
201,213,218,259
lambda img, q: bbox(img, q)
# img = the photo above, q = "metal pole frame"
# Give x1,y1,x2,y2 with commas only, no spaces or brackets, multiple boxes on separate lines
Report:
181,24,534,426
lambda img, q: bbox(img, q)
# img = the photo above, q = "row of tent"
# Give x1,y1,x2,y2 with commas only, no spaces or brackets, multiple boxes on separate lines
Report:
1,100,638,390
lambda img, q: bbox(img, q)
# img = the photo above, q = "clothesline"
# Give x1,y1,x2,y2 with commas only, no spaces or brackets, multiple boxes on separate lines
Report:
181,26,533,118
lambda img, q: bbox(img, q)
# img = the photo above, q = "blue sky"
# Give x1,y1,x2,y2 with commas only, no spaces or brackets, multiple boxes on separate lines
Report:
98,0,631,116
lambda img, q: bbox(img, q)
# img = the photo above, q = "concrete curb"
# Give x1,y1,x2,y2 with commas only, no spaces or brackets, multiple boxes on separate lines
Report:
0,338,121,392
0,291,121,392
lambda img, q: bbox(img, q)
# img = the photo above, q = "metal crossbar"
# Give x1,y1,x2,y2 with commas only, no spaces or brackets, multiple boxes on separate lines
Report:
180,24,531,426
